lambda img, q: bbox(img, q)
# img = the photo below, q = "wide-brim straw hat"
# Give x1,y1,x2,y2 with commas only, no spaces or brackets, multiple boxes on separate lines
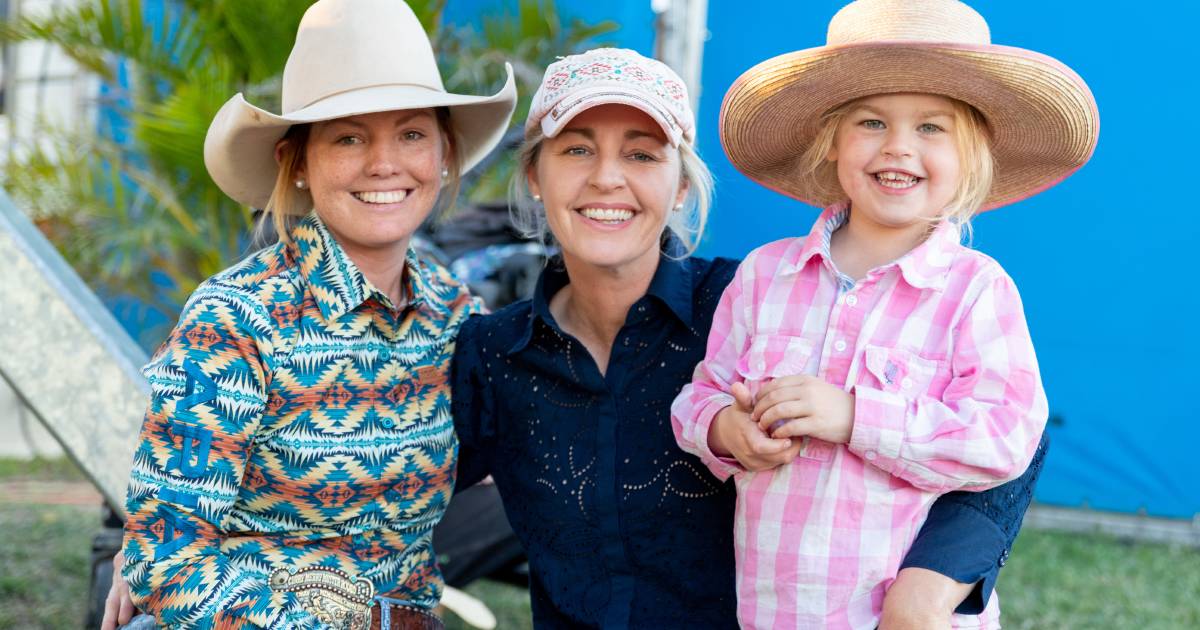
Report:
719,0,1100,210
204,0,517,210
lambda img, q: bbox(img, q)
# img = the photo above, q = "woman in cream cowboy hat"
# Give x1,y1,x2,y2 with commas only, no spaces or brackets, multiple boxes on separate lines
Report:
106,1,514,628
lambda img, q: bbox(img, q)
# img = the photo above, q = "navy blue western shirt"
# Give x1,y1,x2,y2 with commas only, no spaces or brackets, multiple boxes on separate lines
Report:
452,253,1046,628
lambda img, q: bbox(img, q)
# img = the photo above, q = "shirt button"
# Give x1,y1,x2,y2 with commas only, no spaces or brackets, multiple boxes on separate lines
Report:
865,450,877,461
756,359,766,372
834,340,847,353
845,294,858,307
381,418,395,429
901,377,914,390
999,549,1009,567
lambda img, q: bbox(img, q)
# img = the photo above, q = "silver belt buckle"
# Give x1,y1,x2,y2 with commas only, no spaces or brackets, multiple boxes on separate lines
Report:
270,566,374,630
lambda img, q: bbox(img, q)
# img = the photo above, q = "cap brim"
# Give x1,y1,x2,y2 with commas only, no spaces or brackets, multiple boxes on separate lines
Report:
719,42,1100,210
538,84,686,147
205,64,517,209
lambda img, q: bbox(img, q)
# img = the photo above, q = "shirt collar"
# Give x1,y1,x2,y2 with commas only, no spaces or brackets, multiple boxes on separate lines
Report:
784,203,959,291
644,241,694,327
288,212,429,324
507,246,695,355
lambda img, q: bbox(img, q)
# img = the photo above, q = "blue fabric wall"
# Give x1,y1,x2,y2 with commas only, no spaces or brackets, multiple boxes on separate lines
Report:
693,1,1198,519
443,0,655,54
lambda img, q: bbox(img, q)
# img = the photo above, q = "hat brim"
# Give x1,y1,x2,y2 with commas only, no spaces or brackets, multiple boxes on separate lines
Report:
536,84,689,147
719,42,1100,211
204,64,518,209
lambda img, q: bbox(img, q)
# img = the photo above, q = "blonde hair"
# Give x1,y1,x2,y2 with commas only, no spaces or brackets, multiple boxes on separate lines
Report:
256,107,462,247
509,128,714,257
798,94,994,234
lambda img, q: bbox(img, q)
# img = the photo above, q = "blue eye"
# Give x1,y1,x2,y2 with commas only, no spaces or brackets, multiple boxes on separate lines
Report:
918,122,944,134
565,146,591,156
861,119,885,130
403,130,425,141
336,136,362,145
629,151,656,162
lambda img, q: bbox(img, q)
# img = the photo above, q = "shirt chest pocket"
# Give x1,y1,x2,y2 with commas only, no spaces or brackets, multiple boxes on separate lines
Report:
860,346,946,398
738,334,814,384
738,335,836,462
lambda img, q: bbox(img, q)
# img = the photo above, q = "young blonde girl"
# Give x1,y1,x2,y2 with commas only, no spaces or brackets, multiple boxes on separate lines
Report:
671,0,1098,628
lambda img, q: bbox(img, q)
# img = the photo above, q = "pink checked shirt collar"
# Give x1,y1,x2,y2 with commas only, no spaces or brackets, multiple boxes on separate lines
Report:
783,203,960,291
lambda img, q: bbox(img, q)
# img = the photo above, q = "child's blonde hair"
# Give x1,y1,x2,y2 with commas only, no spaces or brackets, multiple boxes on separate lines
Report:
256,107,462,247
509,128,714,257
799,94,994,232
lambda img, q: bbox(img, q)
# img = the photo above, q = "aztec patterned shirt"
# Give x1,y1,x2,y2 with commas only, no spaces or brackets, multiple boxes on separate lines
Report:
122,213,480,629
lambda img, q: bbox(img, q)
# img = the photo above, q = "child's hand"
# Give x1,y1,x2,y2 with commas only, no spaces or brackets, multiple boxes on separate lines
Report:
708,382,803,471
753,375,856,445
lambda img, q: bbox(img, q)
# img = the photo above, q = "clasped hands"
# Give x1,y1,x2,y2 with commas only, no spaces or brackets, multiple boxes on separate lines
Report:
707,375,855,472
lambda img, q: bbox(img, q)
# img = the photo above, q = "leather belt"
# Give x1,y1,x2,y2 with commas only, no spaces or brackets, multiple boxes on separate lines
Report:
370,598,443,630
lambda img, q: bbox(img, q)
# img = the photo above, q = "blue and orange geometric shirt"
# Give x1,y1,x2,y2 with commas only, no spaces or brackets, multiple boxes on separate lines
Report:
122,212,480,628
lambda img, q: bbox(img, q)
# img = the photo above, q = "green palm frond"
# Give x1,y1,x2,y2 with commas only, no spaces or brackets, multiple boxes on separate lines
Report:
0,0,204,84
132,59,236,185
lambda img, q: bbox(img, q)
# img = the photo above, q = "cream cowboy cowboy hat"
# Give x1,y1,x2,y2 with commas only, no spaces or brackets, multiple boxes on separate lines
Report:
204,0,517,209
719,0,1100,210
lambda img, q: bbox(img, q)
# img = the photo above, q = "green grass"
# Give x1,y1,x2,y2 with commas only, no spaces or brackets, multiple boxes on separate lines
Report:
2,458,1195,629
998,528,1200,629
0,503,97,629
0,455,86,481
444,580,533,630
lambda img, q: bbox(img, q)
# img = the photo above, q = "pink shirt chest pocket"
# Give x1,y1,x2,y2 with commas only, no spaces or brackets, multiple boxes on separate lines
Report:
737,334,815,392
737,334,836,462
860,345,950,398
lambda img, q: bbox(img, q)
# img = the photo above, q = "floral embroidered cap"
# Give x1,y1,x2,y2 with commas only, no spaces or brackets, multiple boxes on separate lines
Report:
526,47,694,147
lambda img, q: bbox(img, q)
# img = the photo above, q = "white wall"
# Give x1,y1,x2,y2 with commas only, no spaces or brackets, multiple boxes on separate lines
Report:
0,0,99,153
0,377,63,458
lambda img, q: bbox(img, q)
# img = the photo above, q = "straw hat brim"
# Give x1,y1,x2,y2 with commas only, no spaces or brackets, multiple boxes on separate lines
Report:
719,42,1100,210
204,64,518,209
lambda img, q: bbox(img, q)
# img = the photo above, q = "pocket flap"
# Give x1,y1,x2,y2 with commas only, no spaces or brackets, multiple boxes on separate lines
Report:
740,334,815,380
863,346,939,394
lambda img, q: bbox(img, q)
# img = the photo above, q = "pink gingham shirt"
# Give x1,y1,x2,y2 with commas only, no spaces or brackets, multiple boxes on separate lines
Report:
671,206,1047,629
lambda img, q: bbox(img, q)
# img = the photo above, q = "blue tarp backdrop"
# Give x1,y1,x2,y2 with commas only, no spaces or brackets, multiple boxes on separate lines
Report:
447,0,1198,520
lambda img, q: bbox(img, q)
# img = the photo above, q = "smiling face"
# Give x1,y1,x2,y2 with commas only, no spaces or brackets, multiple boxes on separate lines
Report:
527,104,687,275
828,93,962,239
297,108,448,260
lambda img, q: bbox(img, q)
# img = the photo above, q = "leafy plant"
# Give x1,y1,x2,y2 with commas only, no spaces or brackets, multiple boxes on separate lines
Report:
0,0,614,348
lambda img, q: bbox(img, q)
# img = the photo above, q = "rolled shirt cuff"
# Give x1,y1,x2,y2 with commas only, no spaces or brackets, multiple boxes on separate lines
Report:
691,394,745,481
900,500,1007,615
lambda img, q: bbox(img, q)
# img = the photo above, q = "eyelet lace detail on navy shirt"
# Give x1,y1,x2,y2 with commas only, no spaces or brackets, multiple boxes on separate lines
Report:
452,255,741,629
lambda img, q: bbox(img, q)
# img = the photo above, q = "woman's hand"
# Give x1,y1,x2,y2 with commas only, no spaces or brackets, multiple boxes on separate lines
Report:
708,382,803,471
879,567,973,630
101,550,136,630
752,375,855,445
